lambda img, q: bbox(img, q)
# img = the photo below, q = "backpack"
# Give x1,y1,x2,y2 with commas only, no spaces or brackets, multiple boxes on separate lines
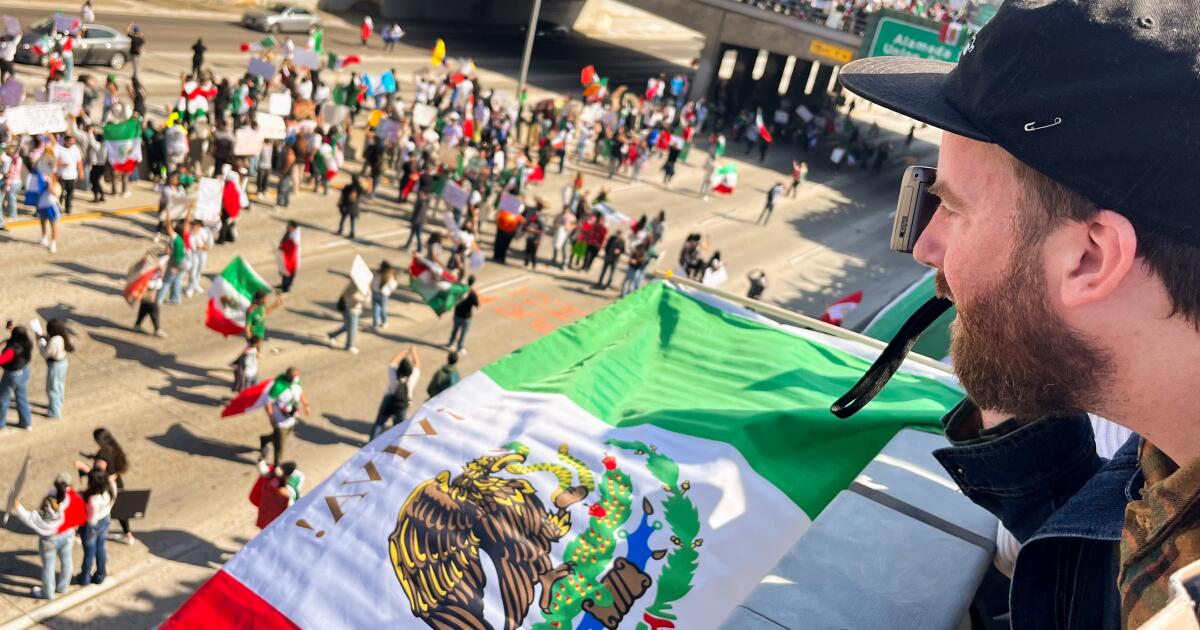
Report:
393,374,410,407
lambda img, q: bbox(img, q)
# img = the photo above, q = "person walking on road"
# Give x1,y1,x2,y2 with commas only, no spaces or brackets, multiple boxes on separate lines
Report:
370,346,420,441
426,351,461,398
596,230,625,290
328,279,369,354
360,16,373,47
36,319,73,420
10,475,77,600
788,160,807,197
77,468,114,586
186,219,212,298
551,204,576,269
370,261,399,330
55,134,82,216
190,38,205,79
36,172,62,254
746,269,768,301
260,367,311,466
231,336,261,393
134,263,166,337
77,427,134,545
759,182,785,226
245,290,283,344
157,217,188,306
403,184,431,252
0,323,34,430
250,460,303,529
447,276,478,354
335,175,363,239
127,24,144,80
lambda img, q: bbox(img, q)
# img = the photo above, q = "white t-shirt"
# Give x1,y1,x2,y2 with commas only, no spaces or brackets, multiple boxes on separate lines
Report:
56,144,81,180
242,347,259,378
386,365,420,402
270,384,302,429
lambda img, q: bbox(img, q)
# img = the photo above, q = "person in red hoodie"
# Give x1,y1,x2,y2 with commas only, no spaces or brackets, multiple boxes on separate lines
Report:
11,473,87,599
583,210,608,272
249,460,304,529
216,169,244,244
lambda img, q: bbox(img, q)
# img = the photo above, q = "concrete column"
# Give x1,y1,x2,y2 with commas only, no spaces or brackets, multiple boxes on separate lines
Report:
688,12,726,102
753,51,787,112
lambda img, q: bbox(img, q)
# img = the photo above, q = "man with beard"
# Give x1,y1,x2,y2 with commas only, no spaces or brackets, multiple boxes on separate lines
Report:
840,1,1200,628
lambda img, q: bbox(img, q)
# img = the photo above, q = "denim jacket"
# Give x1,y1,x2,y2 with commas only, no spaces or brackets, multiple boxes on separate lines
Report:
932,401,1138,630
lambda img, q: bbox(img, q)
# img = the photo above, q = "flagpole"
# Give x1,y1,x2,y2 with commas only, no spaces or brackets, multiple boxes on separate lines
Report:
516,0,542,108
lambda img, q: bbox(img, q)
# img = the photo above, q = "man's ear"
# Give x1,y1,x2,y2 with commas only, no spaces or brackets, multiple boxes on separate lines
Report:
1057,209,1138,308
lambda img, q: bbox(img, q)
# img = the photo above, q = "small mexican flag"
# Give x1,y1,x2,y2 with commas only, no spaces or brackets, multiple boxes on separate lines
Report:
166,281,959,629
221,372,298,418
819,290,864,327
239,36,276,53
103,118,142,174
409,255,468,315
277,228,300,277
308,28,324,53
123,250,165,305
206,256,272,337
326,53,361,71
711,162,737,194
756,108,773,143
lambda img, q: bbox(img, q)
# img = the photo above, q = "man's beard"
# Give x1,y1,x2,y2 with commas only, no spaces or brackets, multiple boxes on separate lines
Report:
938,245,1113,420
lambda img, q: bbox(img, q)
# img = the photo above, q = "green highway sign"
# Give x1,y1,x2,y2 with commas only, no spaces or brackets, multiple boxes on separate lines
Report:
863,14,965,62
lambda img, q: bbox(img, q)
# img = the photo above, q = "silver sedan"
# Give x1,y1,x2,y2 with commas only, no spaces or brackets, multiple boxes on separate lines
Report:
241,4,322,34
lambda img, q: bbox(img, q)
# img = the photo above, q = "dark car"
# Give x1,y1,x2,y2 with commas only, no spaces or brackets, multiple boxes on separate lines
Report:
15,20,131,69
241,4,322,34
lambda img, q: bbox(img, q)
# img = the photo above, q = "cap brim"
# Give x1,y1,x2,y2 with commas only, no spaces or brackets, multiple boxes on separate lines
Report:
840,57,991,143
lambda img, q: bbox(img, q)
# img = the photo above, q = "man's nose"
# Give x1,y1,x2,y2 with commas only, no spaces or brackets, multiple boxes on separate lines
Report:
912,211,946,270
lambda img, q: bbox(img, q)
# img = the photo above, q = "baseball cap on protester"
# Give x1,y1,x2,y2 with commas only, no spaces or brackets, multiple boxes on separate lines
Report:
840,0,1200,240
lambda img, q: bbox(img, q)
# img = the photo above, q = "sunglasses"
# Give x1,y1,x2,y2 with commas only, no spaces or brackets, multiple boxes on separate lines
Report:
891,165,939,254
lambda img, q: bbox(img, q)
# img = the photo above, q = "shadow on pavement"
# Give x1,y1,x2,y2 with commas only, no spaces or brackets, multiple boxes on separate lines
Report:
294,416,361,449
0,548,44,598
49,260,126,282
146,423,259,466
324,412,372,439
136,529,239,569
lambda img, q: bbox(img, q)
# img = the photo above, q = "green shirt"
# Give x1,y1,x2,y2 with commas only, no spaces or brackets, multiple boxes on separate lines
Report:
247,304,266,339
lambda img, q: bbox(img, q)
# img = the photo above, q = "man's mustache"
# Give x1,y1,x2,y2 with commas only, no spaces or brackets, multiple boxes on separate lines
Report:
934,271,954,303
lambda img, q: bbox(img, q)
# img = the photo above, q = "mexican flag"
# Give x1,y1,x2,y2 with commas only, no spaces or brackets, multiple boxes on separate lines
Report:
103,118,142,174
819,290,863,327
240,36,276,53
221,373,298,418
326,53,361,71
277,229,301,277
166,282,960,630
711,162,737,194
123,250,165,305
206,256,271,337
177,81,217,124
755,108,773,143
408,255,468,315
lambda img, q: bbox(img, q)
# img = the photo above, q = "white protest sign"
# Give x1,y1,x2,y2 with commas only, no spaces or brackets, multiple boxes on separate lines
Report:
5,104,66,135
248,57,276,80
255,112,286,140
1,15,18,37
47,81,82,115
234,128,264,156
441,181,469,210
830,147,846,164
53,15,79,34
349,255,373,293
375,118,400,142
193,177,222,224
795,105,814,123
773,109,789,125
267,92,291,117
325,104,349,127
498,191,523,214
411,103,436,128
292,48,320,70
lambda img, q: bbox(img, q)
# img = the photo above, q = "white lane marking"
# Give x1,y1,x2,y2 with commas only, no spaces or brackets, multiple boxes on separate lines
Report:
479,275,529,295
698,215,724,227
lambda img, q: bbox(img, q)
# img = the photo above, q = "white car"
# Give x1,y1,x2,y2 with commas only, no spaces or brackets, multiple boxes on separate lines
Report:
241,4,322,34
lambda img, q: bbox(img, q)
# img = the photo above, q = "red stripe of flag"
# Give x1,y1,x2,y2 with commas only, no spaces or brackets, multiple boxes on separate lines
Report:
162,569,301,629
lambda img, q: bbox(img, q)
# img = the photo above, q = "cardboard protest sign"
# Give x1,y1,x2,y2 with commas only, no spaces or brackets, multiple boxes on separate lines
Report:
255,112,286,140
267,92,291,117
6,104,66,135
248,57,276,80
441,181,469,210
193,177,222,224
292,49,320,70
234,128,264,157
0,77,22,107
349,255,373,293
411,103,436,128
291,100,315,120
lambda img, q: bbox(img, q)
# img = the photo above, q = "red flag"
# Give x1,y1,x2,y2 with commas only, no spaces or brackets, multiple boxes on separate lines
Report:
528,164,545,183
939,21,963,44
756,109,773,144
581,64,596,86
819,291,863,327
277,230,300,277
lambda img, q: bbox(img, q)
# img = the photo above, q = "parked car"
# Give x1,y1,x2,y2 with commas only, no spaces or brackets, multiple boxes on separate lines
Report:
15,20,131,70
241,4,322,34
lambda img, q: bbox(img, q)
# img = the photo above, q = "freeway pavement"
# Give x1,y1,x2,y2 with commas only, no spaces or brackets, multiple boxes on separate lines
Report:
0,6,941,628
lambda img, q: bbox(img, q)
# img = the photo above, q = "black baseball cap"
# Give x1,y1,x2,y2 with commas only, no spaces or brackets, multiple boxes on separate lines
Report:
841,1,1200,240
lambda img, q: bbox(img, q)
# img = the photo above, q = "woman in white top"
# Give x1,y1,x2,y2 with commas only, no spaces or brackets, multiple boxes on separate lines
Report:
185,220,213,298
370,260,399,330
78,469,115,585
37,318,73,419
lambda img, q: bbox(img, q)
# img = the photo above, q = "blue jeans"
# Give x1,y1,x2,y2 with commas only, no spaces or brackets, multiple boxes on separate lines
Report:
46,359,68,418
4,181,20,220
371,291,388,328
158,266,183,304
329,309,359,350
621,266,646,297
39,532,73,599
80,516,110,585
276,174,292,207
448,316,471,351
0,366,31,428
